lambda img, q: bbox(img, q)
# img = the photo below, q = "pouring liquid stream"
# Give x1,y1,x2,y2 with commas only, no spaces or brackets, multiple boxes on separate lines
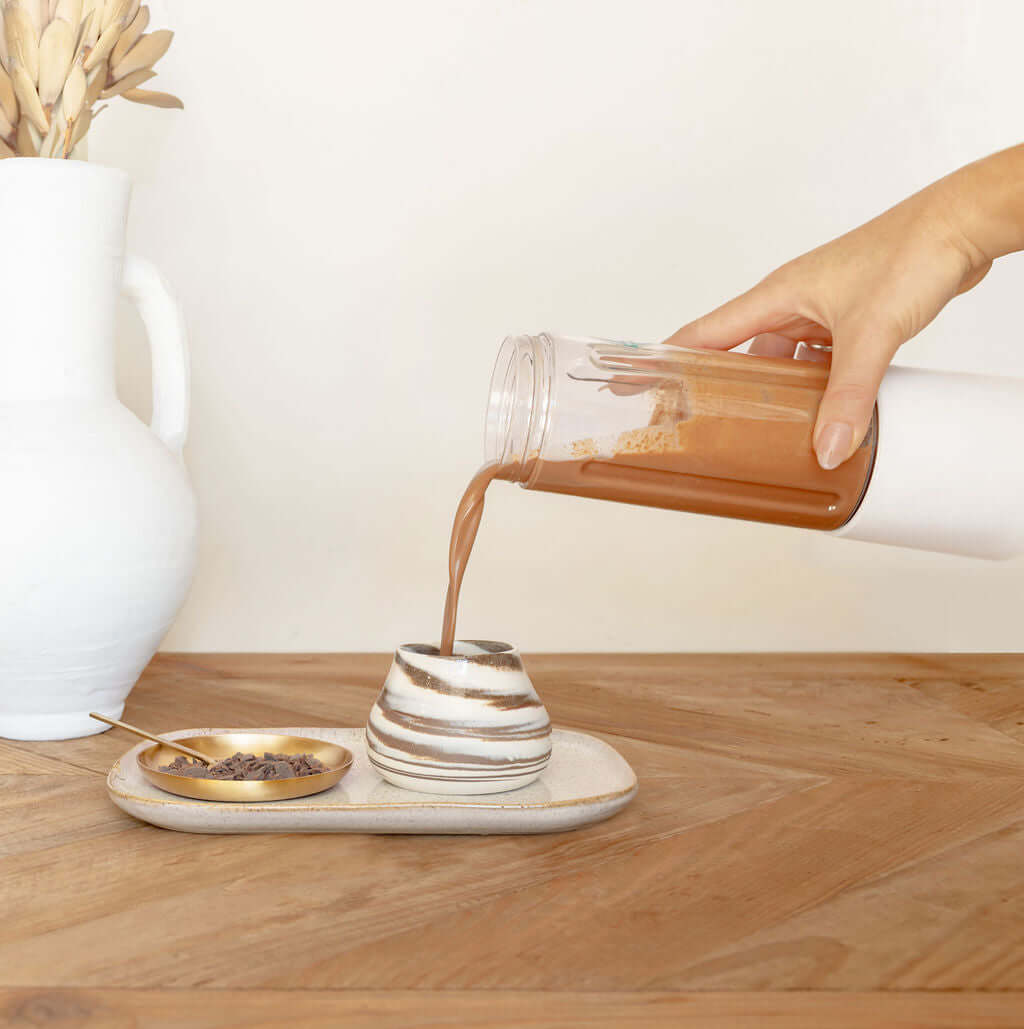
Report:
439,462,504,655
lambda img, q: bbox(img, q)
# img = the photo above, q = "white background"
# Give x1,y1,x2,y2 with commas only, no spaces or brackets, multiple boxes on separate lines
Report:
94,0,1024,652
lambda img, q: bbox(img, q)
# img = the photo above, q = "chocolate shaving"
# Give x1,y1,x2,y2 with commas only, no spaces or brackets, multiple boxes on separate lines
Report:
159,751,329,781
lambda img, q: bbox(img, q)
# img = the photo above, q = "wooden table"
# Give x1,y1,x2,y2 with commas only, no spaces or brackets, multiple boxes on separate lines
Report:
3,654,1024,1027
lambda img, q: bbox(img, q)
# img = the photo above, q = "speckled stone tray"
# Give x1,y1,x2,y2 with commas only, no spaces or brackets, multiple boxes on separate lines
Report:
106,727,638,834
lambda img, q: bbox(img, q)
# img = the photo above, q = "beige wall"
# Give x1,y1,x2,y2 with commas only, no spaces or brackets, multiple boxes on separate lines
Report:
98,1,1024,652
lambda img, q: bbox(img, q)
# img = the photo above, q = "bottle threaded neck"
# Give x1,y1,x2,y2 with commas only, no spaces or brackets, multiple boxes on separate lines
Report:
484,334,551,478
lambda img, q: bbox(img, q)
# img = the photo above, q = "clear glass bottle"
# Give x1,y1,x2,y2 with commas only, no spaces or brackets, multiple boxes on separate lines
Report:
485,333,877,531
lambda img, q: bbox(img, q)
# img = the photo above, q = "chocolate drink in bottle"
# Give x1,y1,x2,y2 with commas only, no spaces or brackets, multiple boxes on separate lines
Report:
484,332,1024,556
485,334,876,530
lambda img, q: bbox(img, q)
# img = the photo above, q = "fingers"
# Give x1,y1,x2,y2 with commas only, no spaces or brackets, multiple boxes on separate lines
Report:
664,279,786,351
668,277,902,471
813,322,901,469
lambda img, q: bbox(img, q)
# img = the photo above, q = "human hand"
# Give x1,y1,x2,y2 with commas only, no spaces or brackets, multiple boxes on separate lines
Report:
664,177,994,469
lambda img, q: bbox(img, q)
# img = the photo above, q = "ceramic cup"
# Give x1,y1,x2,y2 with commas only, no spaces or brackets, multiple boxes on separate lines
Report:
365,641,552,795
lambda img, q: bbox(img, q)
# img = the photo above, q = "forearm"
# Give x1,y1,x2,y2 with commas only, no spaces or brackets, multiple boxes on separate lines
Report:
937,144,1024,265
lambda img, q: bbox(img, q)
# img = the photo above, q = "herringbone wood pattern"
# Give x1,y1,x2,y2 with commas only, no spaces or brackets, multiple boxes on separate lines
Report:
2,653,1024,1027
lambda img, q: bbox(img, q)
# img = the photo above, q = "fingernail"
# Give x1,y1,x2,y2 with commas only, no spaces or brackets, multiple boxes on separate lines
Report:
816,422,853,470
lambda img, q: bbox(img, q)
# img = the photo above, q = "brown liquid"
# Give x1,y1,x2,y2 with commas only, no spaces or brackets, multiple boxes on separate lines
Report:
439,353,876,654
529,423,875,530
439,462,505,655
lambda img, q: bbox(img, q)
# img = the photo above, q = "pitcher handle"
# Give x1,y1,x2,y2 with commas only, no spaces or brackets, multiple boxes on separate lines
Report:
121,254,190,455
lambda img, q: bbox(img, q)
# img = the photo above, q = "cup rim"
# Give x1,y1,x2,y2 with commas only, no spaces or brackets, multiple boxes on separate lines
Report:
399,640,516,659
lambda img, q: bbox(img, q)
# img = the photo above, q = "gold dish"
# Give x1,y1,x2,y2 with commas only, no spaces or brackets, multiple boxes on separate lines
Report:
136,733,353,802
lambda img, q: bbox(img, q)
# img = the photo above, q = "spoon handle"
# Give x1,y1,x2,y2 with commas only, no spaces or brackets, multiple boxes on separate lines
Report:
88,713,215,765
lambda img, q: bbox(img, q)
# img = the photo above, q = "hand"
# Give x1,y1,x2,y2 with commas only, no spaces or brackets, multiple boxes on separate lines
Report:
663,179,993,469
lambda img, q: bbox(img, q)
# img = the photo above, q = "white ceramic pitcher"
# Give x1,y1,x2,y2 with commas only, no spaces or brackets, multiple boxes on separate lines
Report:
0,160,198,740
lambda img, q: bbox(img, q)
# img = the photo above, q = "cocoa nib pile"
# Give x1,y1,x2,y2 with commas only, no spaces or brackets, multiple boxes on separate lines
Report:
159,751,328,781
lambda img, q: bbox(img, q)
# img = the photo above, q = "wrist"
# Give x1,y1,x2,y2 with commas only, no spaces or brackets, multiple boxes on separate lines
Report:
934,145,1024,266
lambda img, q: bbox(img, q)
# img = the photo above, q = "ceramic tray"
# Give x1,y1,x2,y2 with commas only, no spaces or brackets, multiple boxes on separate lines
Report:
106,727,638,835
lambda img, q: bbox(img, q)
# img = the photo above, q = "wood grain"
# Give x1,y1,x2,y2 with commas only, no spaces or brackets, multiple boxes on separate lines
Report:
2,989,1024,1028
2,653,1024,1026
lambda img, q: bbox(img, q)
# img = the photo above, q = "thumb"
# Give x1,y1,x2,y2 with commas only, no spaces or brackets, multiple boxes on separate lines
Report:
814,323,900,470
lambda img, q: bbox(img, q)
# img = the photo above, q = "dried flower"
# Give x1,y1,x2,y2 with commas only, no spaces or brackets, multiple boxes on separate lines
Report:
0,0,181,158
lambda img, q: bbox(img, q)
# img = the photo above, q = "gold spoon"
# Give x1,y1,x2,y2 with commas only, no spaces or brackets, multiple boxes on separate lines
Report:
88,712,216,766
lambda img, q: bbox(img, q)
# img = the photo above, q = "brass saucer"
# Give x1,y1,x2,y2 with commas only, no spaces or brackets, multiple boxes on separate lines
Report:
136,732,353,802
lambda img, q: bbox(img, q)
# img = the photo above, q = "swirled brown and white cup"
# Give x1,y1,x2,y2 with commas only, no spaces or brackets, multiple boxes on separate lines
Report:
365,641,552,795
